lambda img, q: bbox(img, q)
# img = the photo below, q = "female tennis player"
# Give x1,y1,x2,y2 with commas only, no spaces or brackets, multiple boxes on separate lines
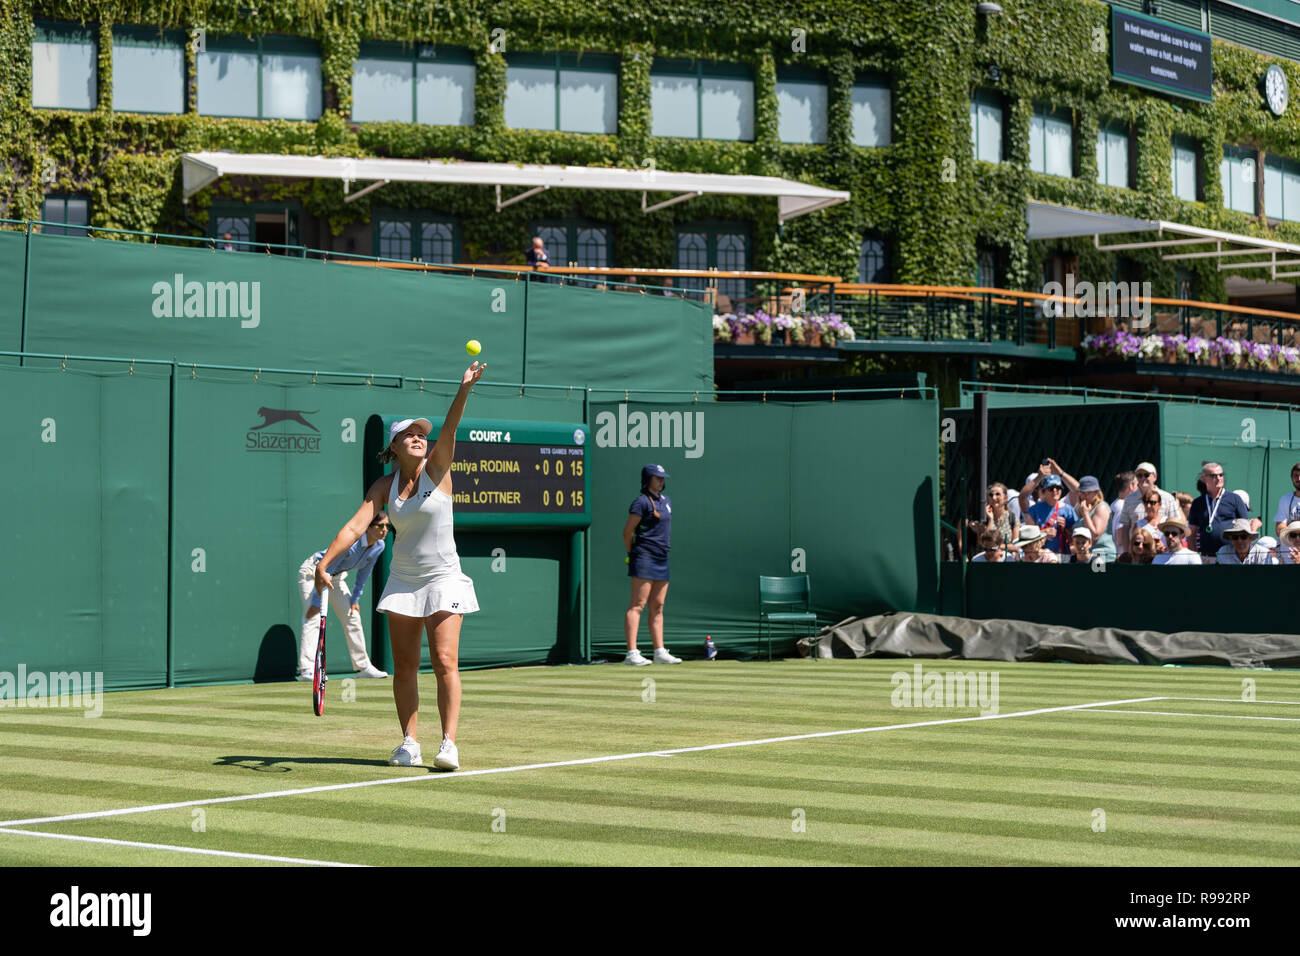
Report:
314,361,485,771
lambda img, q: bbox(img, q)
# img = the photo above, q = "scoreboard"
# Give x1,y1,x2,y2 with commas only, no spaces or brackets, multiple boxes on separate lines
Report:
377,416,590,529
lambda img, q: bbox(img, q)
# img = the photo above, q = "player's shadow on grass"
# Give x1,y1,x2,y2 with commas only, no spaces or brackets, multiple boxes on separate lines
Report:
215,755,394,773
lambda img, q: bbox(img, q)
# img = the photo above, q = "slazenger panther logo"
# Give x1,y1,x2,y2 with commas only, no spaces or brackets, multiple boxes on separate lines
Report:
251,407,319,432
246,407,321,454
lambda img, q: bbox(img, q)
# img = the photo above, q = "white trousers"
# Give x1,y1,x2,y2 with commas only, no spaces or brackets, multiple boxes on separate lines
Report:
298,557,374,674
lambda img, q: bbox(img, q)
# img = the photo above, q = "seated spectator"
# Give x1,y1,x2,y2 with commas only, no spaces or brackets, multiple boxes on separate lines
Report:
1068,527,1096,564
1116,526,1159,564
1111,471,1137,540
1175,491,1193,524
1010,525,1058,563
1115,461,1180,553
1132,493,1168,551
971,528,1015,562
1152,518,1200,565
1273,463,1300,536
1020,471,1077,559
970,482,1019,548
1279,520,1300,564
1063,472,1111,544
1215,518,1278,565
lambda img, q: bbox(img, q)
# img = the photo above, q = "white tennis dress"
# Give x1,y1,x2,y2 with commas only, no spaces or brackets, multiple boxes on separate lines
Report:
376,466,479,617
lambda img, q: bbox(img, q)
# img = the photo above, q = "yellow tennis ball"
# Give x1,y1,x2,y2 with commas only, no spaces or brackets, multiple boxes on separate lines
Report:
466,340,482,356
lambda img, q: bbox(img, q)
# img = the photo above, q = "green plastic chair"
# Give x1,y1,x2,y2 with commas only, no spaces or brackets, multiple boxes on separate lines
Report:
758,574,817,661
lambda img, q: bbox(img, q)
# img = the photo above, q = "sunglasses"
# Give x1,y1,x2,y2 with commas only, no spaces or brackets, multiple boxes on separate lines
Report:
1224,533,1250,540
1203,472,1224,479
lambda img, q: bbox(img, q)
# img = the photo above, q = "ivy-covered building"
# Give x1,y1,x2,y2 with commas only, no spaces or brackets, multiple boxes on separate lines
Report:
10,0,1300,398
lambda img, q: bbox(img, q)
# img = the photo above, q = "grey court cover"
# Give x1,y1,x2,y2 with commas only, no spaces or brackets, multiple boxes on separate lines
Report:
808,613,1300,668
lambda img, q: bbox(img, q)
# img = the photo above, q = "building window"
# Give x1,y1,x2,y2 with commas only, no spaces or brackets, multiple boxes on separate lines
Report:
650,59,754,141
32,22,96,110
198,35,322,120
1265,155,1300,222
970,91,1003,163
859,237,890,283
1171,136,1198,202
208,203,301,255
505,53,618,134
214,215,251,251
1096,122,1130,188
375,214,459,263
1175,269,1195,301
111,27,184,113
776,69,828,144
532,218,610,268
1029,106,1073,178
850,79,891,147
1220,146,1258,215
40,196,89,236
976,246,999,288
675,224,749,305
352,43,474,125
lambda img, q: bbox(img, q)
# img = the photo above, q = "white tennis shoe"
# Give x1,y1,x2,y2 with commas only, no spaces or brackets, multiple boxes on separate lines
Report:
356,664,388,679
654,647,682,664
433,736,460,771
389,736,422,767
624,649,651,666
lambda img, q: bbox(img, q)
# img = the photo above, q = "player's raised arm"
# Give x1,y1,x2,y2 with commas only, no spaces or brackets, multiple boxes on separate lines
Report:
429,361,486,477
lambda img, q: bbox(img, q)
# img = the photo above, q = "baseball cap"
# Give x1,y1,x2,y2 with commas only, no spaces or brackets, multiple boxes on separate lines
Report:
1071,527,1092,540
1077,475,1101,493
1041,474,1063,489
1135,461,1157,476
389,418,434,444
642,463,670,479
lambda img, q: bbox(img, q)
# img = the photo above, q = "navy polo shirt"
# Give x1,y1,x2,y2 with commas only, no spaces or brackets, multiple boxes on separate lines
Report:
1188,491,1249,557
629,492,672,557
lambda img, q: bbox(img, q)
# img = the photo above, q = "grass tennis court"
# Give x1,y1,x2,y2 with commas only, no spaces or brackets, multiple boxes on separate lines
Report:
1,660,1298,866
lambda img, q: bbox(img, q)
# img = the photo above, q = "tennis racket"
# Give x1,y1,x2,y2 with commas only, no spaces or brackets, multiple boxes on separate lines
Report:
312,589,327,716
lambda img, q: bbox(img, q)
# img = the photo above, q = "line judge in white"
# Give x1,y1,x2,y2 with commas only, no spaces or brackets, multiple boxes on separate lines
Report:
314,361,486,772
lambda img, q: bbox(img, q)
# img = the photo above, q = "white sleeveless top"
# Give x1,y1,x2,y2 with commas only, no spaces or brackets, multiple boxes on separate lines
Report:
387,467,462,581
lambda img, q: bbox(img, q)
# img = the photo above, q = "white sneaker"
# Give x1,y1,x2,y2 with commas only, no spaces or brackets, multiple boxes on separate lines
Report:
389,736,422,767
624,649,651,666
433,736,460,771
654,647,682,664
356,664,388,679
297,669,326,682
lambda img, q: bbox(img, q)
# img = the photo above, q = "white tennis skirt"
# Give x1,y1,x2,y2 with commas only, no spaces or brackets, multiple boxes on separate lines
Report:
377,569,479,618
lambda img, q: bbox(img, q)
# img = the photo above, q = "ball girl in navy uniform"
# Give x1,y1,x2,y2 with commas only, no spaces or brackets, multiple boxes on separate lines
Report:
622,463,681,665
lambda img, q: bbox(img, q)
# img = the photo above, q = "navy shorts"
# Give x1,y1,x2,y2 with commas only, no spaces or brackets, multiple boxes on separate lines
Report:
628,550,669,581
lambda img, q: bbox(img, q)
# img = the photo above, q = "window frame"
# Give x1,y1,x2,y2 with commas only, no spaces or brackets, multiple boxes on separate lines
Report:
775,64,829,145
1264,153,1300,223
1096,121,1134,189
198,33,323,121
849,74,892,148
1170,134,1200,202
1220,145,1259,216
39,194,91,237
674,220,751,303
32,20,98,112
371,210,462,264
1029,104,1074,178
505,52,620,135
649,58,755,142
351,42,475,125
858,235,891,284
110,25,186,115
530,214,612,269
970,90,1005,164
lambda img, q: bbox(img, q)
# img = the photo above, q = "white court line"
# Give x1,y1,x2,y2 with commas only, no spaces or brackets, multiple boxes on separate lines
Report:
1089,708,1300,723
1164,696,1300,705
0,827,364,866
0,696,1164,830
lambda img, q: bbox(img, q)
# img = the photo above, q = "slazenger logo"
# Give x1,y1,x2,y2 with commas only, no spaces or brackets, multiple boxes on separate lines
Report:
50,886,151,936
151,272,260,328
594,404,703,459
246,407,321,454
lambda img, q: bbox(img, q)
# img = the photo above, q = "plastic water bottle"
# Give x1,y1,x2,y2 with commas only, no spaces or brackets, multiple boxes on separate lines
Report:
705,635,717,661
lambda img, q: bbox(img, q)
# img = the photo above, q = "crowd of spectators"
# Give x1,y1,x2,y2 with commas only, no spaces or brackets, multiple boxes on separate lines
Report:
967,458,1300,565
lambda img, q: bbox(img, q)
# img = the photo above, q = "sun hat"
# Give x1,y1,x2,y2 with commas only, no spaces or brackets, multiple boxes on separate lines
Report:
1158,517,1189,535
1011,525,1047,547
1223,517,1258,539
1077,475,1101,493
1281,520,1300,542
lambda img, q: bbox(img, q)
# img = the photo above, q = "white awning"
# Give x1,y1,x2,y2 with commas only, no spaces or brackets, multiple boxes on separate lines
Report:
1028,200,1300,279
181,152,851,223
